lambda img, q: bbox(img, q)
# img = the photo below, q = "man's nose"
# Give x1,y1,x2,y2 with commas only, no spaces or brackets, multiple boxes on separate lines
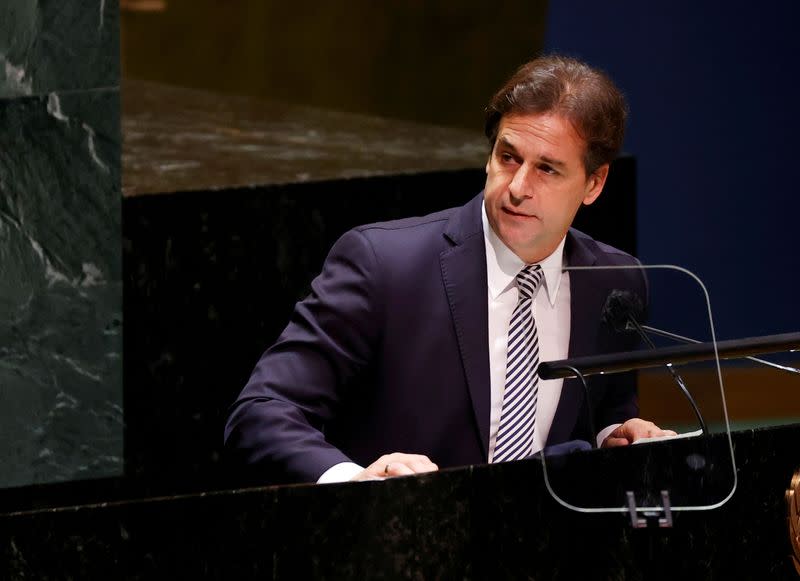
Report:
508,164,533,201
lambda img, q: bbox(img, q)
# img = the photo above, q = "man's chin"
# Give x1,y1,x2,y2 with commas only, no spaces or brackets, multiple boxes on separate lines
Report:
499,236,544,262
499,229,564,264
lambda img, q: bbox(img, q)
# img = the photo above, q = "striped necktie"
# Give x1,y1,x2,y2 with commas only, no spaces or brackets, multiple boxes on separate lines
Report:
493,264,544,463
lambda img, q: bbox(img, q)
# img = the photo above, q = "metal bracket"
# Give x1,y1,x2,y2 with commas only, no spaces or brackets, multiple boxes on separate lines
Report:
626,490,673,528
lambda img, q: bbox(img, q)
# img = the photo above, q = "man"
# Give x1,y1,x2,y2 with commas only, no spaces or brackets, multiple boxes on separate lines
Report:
224,55,674,485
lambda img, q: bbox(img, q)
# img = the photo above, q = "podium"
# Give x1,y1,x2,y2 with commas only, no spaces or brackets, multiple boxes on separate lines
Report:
2,424,799,579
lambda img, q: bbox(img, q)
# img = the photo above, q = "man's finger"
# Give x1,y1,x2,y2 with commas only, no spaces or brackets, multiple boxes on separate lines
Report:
384,462,415,477
602,436,630,448
407,459,438,474
353,452,440,481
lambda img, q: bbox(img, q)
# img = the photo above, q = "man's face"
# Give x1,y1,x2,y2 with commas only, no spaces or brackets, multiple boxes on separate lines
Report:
484,112,609,263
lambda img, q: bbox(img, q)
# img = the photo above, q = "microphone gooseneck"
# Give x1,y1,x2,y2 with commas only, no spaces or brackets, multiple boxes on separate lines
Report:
602,290,708,435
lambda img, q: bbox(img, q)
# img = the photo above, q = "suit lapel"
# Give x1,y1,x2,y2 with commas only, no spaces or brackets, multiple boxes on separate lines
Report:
438,206,608,451
439,194,491,460
546,231,599,446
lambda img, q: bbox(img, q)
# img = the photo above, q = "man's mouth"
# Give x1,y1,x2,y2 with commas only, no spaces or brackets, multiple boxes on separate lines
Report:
502,207,536,218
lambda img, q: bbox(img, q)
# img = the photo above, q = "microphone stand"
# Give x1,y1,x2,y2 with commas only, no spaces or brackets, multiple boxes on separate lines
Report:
559,364,597,449
625,317,708,434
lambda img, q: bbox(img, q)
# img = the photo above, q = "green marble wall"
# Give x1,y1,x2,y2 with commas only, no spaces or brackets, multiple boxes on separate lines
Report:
0,2,122,488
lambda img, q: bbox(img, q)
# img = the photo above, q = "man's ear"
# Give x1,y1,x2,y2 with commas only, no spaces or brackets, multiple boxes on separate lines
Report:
582,163,609,206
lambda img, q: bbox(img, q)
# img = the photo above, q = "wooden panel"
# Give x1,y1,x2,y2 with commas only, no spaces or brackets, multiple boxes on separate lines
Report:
121,0,548,129
639,364,800,429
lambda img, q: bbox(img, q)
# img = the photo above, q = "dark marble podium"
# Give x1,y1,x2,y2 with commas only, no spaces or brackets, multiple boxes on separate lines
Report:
2,425,798,579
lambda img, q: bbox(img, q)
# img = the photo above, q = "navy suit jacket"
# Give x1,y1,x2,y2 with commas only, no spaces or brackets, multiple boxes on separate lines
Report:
225,193,644,484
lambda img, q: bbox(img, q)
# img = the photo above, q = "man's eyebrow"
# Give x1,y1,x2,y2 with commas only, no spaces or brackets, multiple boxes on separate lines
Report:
540,155,566,168
496,136,519,154
497,138,568,168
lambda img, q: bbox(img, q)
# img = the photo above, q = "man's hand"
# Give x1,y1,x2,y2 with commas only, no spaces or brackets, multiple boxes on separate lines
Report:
601,418,677,447
351,453,439,481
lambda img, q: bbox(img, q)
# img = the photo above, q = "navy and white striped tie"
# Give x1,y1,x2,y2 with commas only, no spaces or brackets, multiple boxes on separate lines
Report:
493,264,544,463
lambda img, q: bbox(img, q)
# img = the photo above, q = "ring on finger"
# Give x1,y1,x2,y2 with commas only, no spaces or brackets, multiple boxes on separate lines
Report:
384,463,390,475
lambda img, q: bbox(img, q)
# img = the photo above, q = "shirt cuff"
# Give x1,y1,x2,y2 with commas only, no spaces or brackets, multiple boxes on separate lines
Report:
596,423,622,448
316,462,364,484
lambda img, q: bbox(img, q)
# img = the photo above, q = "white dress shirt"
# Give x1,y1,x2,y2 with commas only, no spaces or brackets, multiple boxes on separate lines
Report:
481,205,619,459
481,203,570,460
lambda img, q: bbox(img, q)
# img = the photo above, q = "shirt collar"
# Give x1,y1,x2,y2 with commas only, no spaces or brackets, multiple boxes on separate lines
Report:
482,201,566,305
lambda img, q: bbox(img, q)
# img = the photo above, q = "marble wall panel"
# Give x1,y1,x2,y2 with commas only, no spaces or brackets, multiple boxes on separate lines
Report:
0,88,122,488
0,0,121,489
0,1,119,97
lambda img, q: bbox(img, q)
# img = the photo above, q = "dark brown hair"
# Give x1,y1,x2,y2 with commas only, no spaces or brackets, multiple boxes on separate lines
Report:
484,55,627,175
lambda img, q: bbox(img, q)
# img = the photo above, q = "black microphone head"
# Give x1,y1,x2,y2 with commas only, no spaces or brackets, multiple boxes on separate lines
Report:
602,289,645,332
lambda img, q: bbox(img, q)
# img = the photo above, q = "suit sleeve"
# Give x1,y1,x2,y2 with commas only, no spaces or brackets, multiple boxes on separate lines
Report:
224,228,382,484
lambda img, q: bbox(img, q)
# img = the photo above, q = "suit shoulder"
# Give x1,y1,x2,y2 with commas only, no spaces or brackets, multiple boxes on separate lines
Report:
352,206,457,237
569,228,639,266
325,205,462,266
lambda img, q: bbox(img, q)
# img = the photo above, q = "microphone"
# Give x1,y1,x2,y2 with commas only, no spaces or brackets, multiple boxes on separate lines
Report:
601,289,646,334
602,290,708,434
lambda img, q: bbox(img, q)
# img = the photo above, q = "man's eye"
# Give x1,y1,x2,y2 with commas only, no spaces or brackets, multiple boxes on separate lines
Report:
539,164,557,175
500,152,515,163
